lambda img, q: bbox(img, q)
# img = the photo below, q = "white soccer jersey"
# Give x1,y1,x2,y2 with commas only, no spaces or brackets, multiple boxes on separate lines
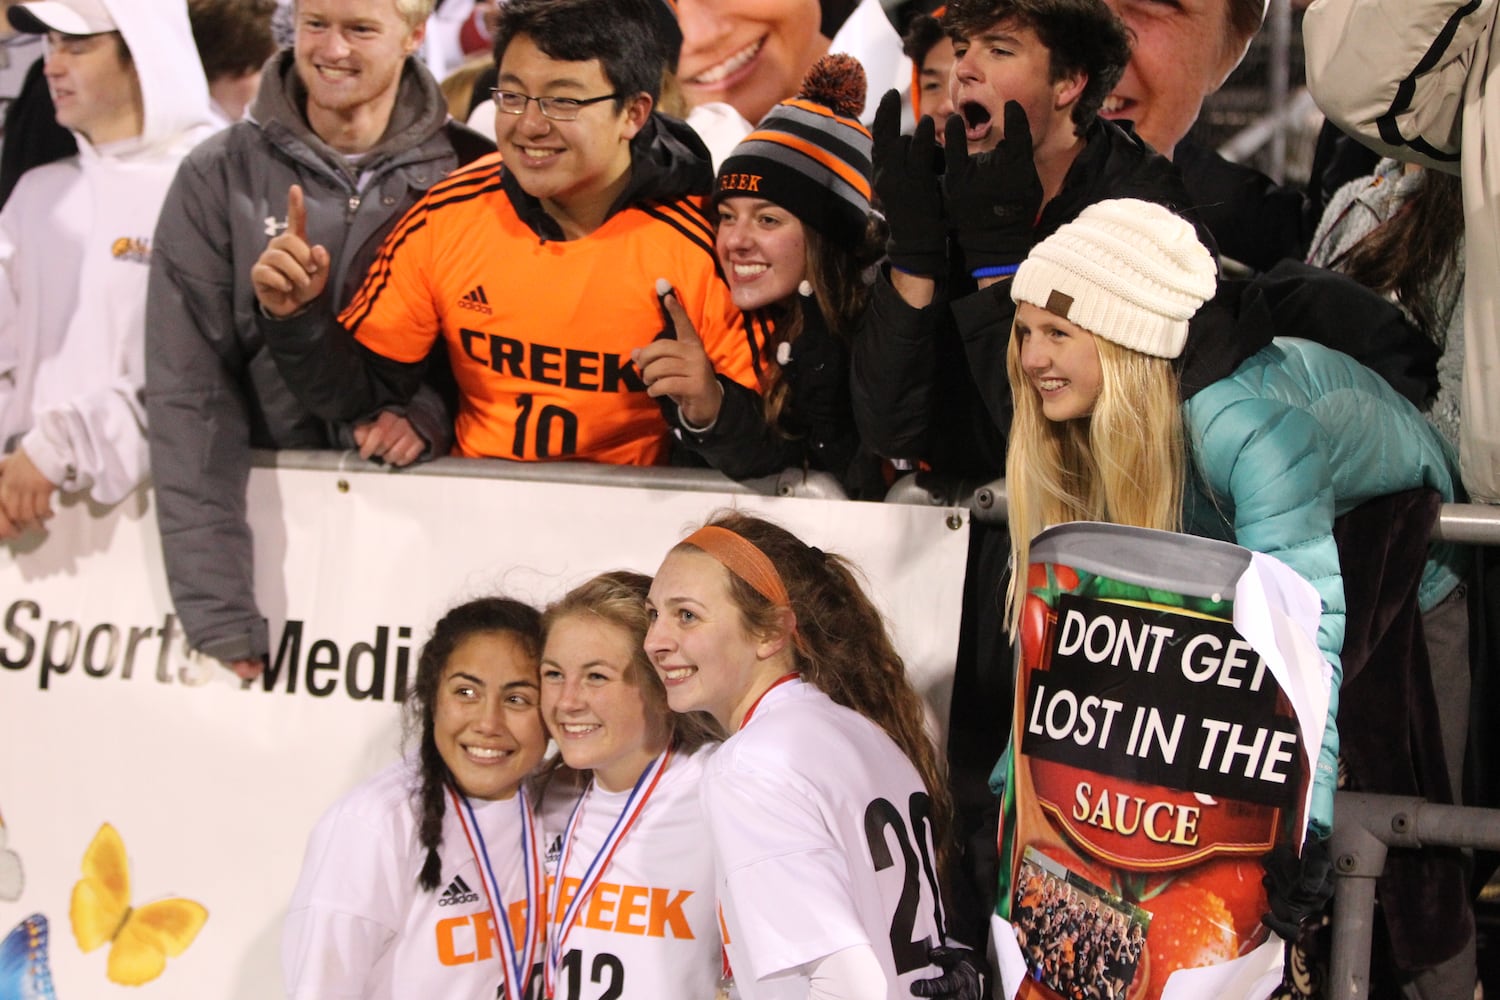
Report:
283,758,541,1000
705,680,945,1000
541,745,723,1000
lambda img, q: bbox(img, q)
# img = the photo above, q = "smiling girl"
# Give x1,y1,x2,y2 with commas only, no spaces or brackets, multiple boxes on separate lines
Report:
536,571,725,1000
283,598,549,1000
636,54,885,498
1002,198,1466,849
645,512,964,999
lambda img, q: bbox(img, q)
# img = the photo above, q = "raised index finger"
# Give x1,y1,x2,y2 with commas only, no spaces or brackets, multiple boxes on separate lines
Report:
663,291,702,345
1001,101,1034,158
287,184,308,242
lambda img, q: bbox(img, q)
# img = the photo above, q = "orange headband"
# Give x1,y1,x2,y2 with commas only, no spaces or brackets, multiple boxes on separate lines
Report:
681,526,790,608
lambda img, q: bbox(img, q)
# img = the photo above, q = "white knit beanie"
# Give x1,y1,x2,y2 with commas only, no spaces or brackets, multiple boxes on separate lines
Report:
1011,199,1217,360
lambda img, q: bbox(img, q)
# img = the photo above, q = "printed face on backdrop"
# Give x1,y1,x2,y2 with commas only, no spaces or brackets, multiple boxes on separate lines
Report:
540,615,669,793
951,19,1080,155
493,34,650,213
433,631,548,800
294,0,423,127
1015,301,1105,422
1099,0,1245,155
43,32,142,145
645,549,774,730
676,0,825,127
716,197,808,312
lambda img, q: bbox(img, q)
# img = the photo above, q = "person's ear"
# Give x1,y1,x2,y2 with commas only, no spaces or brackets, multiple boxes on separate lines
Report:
404,19,427,56
754,608,797,660
1053,69,1086,111
620,91,653,139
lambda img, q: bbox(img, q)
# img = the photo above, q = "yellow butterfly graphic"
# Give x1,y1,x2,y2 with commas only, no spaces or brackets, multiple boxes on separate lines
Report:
69,823,208,986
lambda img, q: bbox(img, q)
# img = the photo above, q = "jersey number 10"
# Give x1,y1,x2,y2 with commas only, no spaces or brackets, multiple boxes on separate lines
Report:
512,394,580,459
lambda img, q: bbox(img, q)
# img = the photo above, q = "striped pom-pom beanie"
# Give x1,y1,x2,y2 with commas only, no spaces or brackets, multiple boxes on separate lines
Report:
714,53,872,248
1011,199,1217,360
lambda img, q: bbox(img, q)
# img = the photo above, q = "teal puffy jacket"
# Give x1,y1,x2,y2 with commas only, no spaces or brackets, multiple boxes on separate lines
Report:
1182,337,1463,836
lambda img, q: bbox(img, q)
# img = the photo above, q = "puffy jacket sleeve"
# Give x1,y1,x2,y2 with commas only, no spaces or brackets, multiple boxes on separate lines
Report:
1186,390,1344,837
145,154,268,662
1304,0,1491,171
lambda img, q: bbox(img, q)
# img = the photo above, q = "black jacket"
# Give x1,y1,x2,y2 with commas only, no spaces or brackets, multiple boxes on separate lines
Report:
852,118,1202,472
669,296,887,499
1176,123,1378,274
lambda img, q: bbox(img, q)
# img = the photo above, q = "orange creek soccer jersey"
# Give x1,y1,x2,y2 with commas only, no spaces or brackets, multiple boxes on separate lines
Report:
339,154,761,463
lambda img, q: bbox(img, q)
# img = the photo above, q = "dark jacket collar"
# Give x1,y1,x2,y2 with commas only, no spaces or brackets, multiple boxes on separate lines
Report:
1041,119,1219,258
1176,278,1274,401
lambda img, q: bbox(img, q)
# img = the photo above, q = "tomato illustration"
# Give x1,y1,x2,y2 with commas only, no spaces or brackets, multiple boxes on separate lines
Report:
1141,883,1237,1000
1174,857,1269,951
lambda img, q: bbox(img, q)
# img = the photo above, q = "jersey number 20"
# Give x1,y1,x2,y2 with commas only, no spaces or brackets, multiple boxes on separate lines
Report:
864,792,946,974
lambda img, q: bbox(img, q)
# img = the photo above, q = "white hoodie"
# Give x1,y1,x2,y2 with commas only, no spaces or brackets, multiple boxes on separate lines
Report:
0,0,213,504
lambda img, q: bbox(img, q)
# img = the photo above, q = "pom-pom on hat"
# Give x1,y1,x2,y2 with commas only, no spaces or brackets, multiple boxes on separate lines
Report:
714,54,873,248
1011,199,1217,360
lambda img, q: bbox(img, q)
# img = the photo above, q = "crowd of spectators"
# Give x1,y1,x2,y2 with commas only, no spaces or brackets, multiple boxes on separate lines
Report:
1011,858,1145,1000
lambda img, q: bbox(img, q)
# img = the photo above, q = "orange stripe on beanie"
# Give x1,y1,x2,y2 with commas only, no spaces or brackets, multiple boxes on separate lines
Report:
714,54,873,248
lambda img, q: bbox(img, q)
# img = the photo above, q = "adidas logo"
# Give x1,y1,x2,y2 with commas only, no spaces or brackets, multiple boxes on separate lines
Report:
458,285,492,315
438,874,480,906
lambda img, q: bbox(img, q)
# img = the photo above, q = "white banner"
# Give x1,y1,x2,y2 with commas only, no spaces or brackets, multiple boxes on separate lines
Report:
0,463,969,999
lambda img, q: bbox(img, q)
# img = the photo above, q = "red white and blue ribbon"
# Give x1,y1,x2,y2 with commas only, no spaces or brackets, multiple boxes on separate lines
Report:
451,785,544,1000
543,748,674,998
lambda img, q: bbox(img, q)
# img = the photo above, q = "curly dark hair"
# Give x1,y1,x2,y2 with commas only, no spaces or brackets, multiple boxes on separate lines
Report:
943,0,1130,132
405,597,543,892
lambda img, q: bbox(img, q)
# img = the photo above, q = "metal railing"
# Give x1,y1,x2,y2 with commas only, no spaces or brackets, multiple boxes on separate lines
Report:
256,449,852,501
885,472,1500,545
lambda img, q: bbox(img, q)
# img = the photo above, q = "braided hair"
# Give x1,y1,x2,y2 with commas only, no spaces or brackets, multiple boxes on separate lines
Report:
405,597,543,891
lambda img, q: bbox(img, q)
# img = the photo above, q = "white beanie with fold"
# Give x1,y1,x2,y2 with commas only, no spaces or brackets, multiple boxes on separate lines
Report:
1011,199,1217,360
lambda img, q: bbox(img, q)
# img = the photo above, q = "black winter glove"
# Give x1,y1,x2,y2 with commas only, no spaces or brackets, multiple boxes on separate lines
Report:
1262,833,1335,941
779,287,851,436
942,102,1043,273
910,944,988,1000
872,89,948,276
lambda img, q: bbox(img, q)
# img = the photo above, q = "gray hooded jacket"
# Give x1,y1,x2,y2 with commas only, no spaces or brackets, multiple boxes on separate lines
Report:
145,49,492,663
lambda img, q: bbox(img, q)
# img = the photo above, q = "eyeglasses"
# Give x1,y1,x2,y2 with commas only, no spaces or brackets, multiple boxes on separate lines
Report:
491,89,622,121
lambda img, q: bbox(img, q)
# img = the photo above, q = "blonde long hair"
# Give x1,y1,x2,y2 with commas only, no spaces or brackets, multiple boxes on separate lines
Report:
1004,324,1187,631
